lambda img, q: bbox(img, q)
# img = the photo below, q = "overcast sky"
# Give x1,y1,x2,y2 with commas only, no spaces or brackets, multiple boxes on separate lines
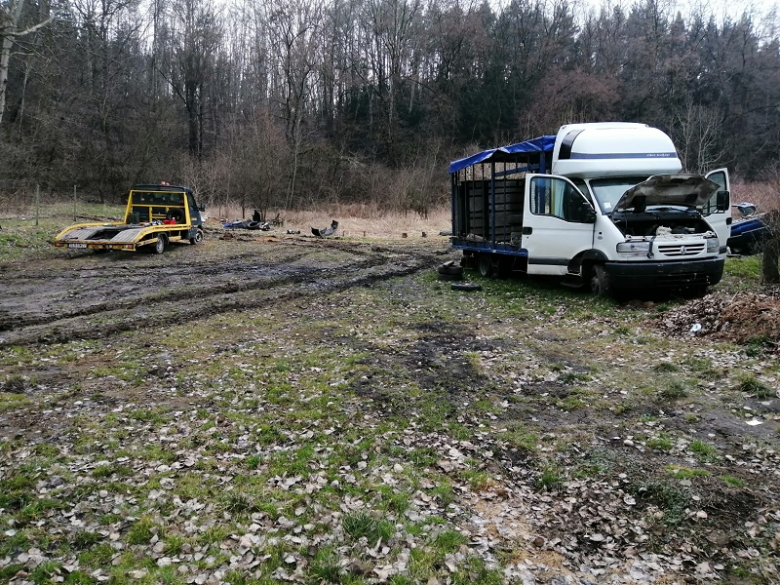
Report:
558,0,780,39
571,0,779,22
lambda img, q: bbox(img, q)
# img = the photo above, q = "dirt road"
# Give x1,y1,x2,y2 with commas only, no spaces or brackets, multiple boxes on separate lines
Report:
0,234,448,346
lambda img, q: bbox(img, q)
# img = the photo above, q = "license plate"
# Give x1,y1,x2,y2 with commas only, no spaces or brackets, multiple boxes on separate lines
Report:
68,243,88,249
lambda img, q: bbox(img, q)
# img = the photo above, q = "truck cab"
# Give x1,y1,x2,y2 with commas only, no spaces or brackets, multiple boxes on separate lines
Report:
449,123,730,297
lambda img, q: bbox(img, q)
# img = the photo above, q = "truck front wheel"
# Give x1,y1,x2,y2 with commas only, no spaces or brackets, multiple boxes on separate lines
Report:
590,265,611,297
154,234,168,254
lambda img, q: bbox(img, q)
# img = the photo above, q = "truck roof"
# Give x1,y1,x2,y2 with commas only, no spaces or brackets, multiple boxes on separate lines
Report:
132,184,192,193
449,136,555,173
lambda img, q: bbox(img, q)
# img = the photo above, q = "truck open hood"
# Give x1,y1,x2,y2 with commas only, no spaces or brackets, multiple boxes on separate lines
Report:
615,174,720,212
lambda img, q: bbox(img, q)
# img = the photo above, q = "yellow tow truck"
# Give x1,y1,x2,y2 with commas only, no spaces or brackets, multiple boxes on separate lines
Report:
54,184,205,254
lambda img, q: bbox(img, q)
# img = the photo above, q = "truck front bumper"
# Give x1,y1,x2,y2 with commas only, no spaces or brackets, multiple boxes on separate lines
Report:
604,257,724,291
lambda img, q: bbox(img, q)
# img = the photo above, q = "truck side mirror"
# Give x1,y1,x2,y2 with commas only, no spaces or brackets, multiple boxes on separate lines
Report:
716,190,729,212
199,204,206,212
582,205,597,223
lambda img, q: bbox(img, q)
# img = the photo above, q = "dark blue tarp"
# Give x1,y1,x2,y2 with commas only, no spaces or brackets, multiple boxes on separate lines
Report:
448,135,556,173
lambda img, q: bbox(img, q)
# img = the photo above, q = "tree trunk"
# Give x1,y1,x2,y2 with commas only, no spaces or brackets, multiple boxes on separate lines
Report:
0,0,26,128
762,238,780,284
762,211,780,285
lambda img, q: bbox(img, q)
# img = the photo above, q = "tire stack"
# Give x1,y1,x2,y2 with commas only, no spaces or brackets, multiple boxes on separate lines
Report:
437,261,464,281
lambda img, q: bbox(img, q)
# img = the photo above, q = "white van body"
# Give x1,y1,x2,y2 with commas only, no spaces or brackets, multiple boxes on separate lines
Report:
449,122,731,296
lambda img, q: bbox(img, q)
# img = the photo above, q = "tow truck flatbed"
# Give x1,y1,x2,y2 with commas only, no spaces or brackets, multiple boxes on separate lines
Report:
54,184,205,254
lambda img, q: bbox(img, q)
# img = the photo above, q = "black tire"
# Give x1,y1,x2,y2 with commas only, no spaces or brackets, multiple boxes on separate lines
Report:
477,253,494,277
154,234,167,255
685,285,708,299
438,272,462,281
451,282,482,292
438,263,464,277
190,229,204,245
590,265,611,297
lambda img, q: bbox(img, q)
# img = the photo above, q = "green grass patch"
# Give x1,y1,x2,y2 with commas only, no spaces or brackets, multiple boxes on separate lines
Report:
658,377,688,401
722,255,762,291
632,480,691,525
653,362,679,373
689,440,719,461
720,475,746,488
734,373,774,398
0,391,31,412
536,464,563,491
430,529,468,553
342,511,394,544
503,427,538,454
126,516,159,546
645,434,674,452
666,465,712,479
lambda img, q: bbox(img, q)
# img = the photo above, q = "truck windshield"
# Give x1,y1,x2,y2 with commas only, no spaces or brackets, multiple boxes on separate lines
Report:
589,177,649,214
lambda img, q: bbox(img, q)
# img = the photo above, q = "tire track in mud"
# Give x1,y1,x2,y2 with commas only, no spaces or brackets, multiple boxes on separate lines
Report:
0,240,445,346
0,240,394,331
0,251,346,331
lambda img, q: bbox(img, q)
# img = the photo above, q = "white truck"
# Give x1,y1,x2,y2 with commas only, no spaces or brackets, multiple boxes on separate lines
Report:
449,122,731,297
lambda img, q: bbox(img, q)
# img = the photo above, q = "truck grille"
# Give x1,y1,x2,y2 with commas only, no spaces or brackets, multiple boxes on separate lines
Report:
657,243,705,257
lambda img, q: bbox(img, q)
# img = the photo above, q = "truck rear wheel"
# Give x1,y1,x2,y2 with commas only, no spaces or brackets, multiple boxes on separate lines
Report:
154,234,168,254
190,229,204,245
590,265,611,297
477,253,494,277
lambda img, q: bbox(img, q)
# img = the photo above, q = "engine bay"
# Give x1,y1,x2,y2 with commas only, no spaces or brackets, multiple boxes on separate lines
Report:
610,208,715,237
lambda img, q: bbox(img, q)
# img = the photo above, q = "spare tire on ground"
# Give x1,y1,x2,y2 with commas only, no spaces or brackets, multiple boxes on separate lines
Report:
451,282,482,292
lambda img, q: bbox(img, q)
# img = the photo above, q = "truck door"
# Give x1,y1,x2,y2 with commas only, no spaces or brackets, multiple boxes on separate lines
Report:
186,192,203,226
704,168,731,251
522,174,596,275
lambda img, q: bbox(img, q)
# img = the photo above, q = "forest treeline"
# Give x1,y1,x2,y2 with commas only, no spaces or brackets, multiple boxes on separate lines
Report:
1,0,779,214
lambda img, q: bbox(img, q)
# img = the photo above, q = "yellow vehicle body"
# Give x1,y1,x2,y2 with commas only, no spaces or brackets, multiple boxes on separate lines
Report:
54,185,205,253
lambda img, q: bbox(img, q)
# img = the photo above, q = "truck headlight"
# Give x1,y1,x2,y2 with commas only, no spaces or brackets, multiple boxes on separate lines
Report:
616,241,651,257
706,237,719,253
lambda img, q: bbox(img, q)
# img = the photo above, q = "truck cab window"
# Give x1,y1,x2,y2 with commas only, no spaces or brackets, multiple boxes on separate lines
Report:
530,176,592,223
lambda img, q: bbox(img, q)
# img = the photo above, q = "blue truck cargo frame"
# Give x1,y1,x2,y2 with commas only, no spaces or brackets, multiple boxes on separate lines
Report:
449,136,555,262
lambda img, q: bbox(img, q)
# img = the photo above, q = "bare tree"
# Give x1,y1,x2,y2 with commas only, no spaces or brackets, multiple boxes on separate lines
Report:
260,0,323,208
673,99,728,173
167,0,222,159
0,0,63,128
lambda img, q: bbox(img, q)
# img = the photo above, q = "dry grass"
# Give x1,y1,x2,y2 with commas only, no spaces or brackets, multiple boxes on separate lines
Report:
0,198,453,241
212,203,452,239
731,181,780,213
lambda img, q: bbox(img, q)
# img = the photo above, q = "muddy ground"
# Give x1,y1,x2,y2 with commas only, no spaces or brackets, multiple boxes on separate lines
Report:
1,229,779,584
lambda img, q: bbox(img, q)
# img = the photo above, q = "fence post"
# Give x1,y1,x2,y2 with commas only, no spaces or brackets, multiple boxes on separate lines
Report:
73,184,77,221
35,184,40,226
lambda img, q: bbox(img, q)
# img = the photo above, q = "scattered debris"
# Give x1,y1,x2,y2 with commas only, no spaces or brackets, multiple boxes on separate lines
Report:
224,220,272,231
657,291,780,349
312,220,339,237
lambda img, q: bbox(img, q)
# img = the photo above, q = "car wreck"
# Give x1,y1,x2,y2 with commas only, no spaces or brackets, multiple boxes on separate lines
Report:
312,220,339,237
728,202,771,255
